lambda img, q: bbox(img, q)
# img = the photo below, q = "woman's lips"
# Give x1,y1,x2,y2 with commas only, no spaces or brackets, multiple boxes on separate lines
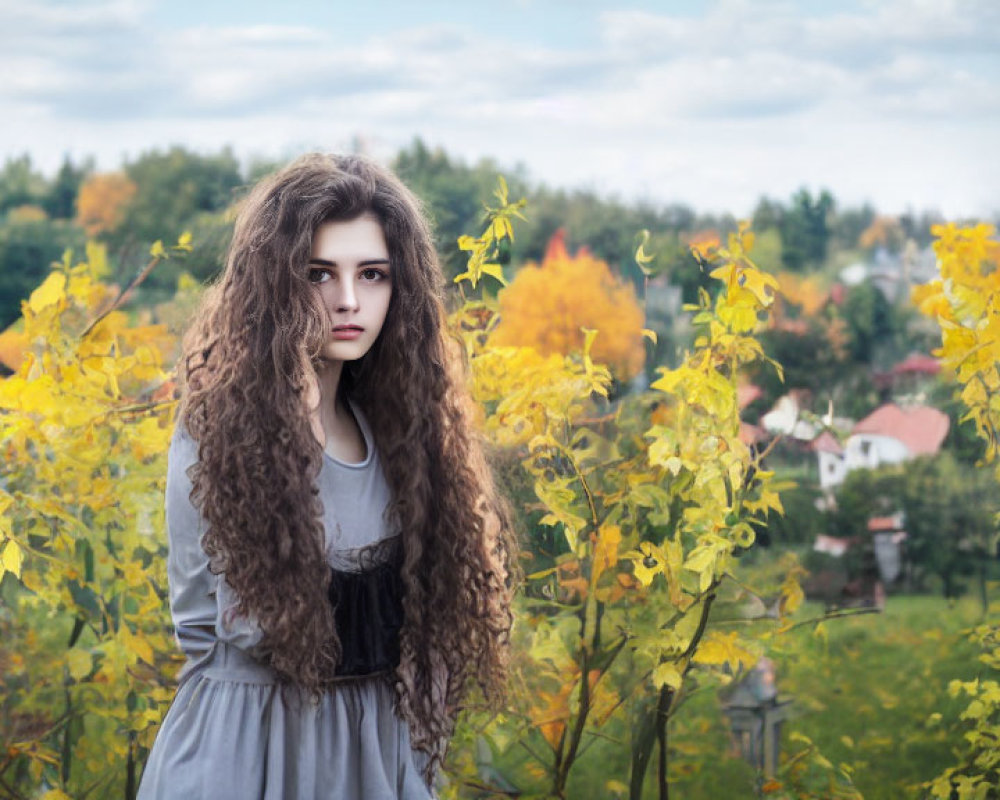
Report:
331,325,363,340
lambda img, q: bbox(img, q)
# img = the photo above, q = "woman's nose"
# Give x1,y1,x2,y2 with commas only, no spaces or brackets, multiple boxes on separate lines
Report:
334,279,359,312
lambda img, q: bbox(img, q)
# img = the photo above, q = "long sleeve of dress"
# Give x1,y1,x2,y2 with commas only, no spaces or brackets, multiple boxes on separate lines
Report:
165,425,264,682
164,426,215,677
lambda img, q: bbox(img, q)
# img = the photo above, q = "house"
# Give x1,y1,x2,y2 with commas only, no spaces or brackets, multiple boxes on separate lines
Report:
812,403,949,489
761,391,819,442
813,431,847,490
873,352,941,397
869,514,907,584
839,244,940,303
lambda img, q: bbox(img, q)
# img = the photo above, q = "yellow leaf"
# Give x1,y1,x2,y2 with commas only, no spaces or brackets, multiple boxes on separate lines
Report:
2,540,23,578
653,661,683,690
684,545,716,577
66,648,93,681
780,573,805,615
480,262,508,286
592,522,621,584
149,240,167,259
692,631,756,671
28,272,67,314
121,626,155,665
494,175,509,206
623,541,666,587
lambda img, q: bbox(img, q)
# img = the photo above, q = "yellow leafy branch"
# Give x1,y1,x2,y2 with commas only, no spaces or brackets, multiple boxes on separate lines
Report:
453,176,526,289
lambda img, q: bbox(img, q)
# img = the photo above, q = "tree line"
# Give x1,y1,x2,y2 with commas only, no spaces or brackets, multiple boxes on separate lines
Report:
0,140,970,332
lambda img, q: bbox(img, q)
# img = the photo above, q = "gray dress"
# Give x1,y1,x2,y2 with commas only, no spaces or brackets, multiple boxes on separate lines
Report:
137,402,434,799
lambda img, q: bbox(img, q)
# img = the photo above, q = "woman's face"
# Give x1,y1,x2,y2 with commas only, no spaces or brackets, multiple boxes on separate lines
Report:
308,213,393,365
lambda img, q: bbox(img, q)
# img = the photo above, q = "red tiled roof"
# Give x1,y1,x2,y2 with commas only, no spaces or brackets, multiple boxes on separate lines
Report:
815,534,853,556
811,430,844,455
868,516,902,532
891,353,941,376
739,422,767,445
738,383,763,409
852,404,949,456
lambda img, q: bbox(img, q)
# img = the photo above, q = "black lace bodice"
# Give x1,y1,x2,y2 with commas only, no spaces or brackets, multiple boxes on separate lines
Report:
328,535,405,677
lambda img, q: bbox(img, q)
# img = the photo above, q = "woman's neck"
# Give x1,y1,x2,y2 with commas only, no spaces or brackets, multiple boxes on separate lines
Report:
315,358,343,409
312,360,366,462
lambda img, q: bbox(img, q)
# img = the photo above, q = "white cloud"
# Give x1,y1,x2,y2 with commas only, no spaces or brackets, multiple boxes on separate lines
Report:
1,0,997,218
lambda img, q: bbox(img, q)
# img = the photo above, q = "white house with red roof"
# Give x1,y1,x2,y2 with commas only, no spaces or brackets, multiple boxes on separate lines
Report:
813,403,950,489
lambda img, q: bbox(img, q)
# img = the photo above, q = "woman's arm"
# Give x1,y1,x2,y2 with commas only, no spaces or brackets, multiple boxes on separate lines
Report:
166,423,266,667
164,424,218,663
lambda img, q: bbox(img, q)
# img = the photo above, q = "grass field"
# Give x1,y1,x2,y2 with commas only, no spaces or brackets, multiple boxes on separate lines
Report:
658,595,989,799
537,594,991,799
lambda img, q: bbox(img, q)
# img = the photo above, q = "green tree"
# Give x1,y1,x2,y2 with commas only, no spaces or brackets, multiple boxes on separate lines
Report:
764,483,826,546
106,147,242,296
839,281,894,365
0,154,48,214
780,188,834,272
831,454,998,602
753,319,849,411
897,453,997,605
751,195,783,233
831,202,876,252
43,156,93,219
393,139,516,279
0,217,86,328
117,146,243,248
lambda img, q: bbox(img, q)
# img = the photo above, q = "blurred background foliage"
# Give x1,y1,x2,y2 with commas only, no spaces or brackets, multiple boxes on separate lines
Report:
1,141,999,799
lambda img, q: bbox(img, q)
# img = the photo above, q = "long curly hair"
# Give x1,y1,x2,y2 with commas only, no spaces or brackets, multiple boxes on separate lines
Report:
176,153,519,777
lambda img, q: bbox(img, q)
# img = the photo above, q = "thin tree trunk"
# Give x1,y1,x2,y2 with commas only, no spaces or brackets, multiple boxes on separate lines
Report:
979,559,989,618
656,685,674,800
629,699,658,800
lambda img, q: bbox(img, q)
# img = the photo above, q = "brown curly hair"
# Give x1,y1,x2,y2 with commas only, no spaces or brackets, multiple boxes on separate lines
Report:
176,152,519,777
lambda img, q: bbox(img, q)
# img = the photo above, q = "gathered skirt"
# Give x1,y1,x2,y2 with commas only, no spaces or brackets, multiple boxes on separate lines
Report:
137,642,434,800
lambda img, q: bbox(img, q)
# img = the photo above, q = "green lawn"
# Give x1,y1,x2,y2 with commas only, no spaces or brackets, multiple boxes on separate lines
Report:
662,594,989,799
521,594,992,799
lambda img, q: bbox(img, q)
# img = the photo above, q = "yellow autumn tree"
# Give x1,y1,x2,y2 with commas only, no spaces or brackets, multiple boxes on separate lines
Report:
859,215,905,251
7,204,48,223
913,222,1000,800
488,229,646,381
444,192,829,799
0,238,187,798
76,171,137,236
774,271,828,318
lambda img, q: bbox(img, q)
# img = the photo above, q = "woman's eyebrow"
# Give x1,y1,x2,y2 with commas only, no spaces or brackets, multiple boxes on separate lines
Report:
307,258,391,268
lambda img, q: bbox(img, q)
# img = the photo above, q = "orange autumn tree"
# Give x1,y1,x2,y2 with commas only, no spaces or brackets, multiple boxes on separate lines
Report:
76,172,137,237
488,230,646,381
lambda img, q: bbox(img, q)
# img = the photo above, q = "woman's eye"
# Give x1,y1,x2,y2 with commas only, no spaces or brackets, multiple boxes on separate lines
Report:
361,268,386,281
308,268,331,283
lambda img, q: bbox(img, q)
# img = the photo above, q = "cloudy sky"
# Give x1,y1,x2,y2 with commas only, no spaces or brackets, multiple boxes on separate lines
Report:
2,0,998,219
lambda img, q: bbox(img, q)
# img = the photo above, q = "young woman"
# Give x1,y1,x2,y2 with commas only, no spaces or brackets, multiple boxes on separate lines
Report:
137,154,518,799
